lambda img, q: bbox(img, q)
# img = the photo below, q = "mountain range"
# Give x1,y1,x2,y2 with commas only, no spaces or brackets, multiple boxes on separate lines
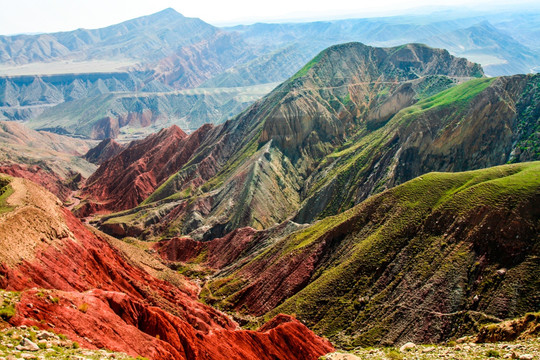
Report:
1,8,539,139
85,42,538,240
67,41,539,351
0,8,539,360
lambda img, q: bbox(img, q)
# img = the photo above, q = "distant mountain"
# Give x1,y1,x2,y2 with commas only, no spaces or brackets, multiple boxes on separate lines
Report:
489,12,540,52
0,72,146,120
200,44,315,88
1,8,539,139
222,14,540,80
420,21,540,76
27,83,276,139
149,31,256,89
0,8,218,65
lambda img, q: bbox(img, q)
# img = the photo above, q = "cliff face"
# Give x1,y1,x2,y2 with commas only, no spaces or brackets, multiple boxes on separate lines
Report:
0,176,333,359
157,163,540,347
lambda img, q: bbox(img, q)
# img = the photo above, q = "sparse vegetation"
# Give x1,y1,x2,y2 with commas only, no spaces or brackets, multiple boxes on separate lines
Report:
0,304,15,320
486,349,500,357
0,176,14,214
290,51,325,81
0,290,20,320
203,162,540,346
400,77,495,118
0,325,139,359
78,303,89,313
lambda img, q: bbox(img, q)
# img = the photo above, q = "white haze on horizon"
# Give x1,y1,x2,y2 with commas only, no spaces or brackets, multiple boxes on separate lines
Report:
0,0,539,36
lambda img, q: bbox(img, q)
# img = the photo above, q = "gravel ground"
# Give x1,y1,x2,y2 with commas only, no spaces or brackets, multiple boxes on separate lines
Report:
323,337,539,360
0,326,141,360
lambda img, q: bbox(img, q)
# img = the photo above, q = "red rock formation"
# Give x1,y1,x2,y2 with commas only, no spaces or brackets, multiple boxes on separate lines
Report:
156,227,257,269
81,124,213,213
0,164,72,201
12,289,332,360
0,178,333,359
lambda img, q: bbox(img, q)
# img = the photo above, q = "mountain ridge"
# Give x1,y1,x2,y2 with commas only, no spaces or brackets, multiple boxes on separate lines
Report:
89,42,487,240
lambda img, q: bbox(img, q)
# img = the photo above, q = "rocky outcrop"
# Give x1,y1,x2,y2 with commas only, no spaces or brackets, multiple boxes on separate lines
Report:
0,176,334,359
476,313,540,343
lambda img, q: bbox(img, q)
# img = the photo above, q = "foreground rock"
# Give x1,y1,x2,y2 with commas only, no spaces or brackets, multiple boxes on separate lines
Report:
0,324,137,360
0,177,333,359
321,337,540,360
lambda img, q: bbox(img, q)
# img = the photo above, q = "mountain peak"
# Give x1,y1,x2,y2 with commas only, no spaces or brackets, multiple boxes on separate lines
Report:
152,7,184,18
290,41,483,86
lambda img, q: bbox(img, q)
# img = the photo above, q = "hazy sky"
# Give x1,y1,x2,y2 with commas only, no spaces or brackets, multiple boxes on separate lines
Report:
0,0,536,35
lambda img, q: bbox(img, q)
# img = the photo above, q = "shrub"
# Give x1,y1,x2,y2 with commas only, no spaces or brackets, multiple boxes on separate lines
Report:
486,349,500,358
387,349,404,360
0,305,16,320
78,303,89,313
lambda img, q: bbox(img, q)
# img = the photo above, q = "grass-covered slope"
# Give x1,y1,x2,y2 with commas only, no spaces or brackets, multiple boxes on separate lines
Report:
198,162,540,347
295,73,540,223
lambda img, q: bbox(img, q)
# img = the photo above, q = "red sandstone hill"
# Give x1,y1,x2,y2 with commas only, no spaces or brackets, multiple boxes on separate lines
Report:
80,124,213,215
0,176,333,359
0,164,77,201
